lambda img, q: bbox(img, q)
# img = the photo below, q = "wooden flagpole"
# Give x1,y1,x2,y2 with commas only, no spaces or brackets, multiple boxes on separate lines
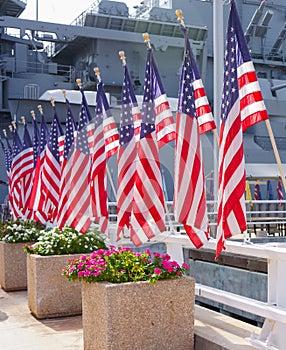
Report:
265,119,286,192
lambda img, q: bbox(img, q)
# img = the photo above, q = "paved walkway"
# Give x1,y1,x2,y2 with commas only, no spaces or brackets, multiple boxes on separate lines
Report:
0,288,83,350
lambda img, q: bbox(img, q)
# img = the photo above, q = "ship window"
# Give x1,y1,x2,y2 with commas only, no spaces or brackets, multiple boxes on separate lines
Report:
24,84,39,99
257,72,267,79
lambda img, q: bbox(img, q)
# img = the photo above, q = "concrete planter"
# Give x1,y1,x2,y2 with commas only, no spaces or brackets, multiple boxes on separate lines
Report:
0,241,28,291
82,276,195,350
27,253,82,319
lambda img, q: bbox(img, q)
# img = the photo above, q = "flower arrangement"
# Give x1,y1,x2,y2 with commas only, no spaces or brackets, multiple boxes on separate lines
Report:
0,220,45,243
62,246,189,284
23,226,107,256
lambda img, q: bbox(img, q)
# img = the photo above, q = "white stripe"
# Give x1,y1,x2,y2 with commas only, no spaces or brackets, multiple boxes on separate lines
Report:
154,93,168,107
132,106,140,115
155,106,173,124
237,61,254,78
197,112,215,125
156,124,176,142
240,101,267,122
194,95,208,109
239,81,261,100
192,78,204,90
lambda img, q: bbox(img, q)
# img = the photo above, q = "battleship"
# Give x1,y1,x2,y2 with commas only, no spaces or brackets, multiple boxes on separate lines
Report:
1,1,286,346
0,0,285,203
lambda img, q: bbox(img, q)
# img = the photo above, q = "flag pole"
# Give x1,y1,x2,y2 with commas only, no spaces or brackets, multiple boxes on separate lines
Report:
94,67,118,203
264,119,286,192
213,0,224,205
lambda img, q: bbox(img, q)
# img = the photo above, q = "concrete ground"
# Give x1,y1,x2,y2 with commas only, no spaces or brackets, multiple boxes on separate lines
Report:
0,288,83,350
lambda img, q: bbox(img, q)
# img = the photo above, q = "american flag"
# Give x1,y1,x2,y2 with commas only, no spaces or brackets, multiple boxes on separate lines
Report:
41,107,63,221
3,131,12,161
277,180,283,202
146,48,175,148
24,115,40,219
0,137,11,176
216,0,268,259
31,113,40,167
57,96,77,229
20,123,34,219
90,80,119,233
130,47,165,246
64,87,93,233
179,25,216,134
254,183,262,200
117,64,138,240
9,125,24,219
173,33,210,248
29,110,49,224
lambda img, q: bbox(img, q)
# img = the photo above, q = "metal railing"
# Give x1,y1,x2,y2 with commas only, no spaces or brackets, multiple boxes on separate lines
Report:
108,199,286,238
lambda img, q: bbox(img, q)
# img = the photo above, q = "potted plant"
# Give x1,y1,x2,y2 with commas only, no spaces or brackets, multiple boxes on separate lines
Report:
0,220,44,291
63,246,195,350
24,226,107,319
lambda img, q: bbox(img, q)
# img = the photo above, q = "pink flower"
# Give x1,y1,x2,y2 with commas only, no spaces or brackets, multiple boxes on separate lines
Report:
154,268,162,275
144,249,151,256
182,263,189,269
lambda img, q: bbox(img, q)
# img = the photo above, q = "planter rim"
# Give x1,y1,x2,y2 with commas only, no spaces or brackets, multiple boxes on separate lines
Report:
0,241,30,245
82,275,193,287
28,253,85,258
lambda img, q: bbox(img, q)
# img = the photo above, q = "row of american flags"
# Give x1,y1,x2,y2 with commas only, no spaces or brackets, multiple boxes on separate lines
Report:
245,180,284,201
0,1,271,259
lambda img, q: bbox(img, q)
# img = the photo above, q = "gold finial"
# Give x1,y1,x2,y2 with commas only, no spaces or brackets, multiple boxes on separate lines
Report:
94,67,101,83
30,110,36,120
143,33,151,49
20,116,26,125
38,104,43,114
8,125,13,132
62,89,67,98
11,121,17,130
76,79,82,88
3,129,7,137
119,51,126,66
175,9,185,27
50,97,55,107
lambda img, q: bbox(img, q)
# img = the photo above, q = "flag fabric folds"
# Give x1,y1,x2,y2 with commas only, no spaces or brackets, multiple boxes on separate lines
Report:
57,96,77,229
277,180,283,201
173,28,210,248
0,136,12,177
117,63,138,240
130,47,165,246
64,87,93,233
245,181,252,201
9,126,24,219
216,0,268,259
179,25,216,134
20,123,34,219
146,48,176,148
41,106,63,221
254,183,262,200
29,109,49,224
90,80,119,234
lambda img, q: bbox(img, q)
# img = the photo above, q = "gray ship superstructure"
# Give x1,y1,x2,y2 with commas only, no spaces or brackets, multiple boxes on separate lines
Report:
0,0,285,202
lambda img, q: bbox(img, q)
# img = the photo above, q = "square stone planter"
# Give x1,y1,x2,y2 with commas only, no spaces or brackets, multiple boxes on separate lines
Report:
27,253,82,319
82,276,195,350
0,241,28,291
